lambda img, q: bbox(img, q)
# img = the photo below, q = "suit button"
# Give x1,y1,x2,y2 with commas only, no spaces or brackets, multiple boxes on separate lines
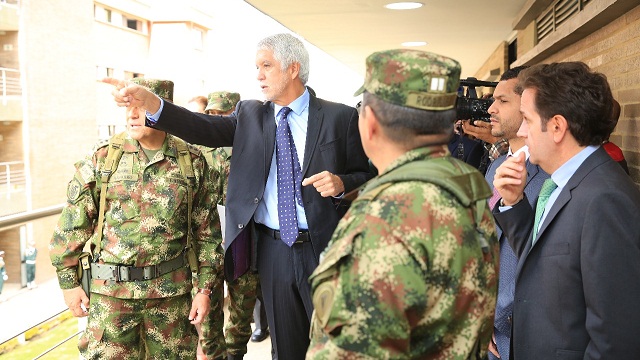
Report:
254,198,259,204
238,224,244,229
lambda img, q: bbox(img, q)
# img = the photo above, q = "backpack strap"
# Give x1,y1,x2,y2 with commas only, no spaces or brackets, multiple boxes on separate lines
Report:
94,133,126,257
174,139,198,274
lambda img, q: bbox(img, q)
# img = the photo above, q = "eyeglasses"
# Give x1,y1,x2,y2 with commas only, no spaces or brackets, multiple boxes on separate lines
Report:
356,101,362,115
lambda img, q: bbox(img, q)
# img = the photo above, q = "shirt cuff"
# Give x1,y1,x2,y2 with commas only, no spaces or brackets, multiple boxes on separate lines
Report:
145,98,164,125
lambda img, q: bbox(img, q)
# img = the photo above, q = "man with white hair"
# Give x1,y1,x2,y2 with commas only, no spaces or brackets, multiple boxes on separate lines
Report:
104,33,372,359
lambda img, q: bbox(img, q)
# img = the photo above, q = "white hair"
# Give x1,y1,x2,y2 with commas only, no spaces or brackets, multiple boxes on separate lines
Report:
257,33,310,85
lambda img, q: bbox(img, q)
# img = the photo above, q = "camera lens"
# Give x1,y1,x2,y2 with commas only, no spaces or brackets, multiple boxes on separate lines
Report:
455,97,493,122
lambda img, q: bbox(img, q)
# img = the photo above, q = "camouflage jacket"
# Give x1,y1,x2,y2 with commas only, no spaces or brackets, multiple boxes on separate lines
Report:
196,146,231,205
50,133,224,299
307,146,499,359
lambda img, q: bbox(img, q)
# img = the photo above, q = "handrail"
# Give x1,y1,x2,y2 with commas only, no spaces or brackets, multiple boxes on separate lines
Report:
33,329,83,359
0,203,64,231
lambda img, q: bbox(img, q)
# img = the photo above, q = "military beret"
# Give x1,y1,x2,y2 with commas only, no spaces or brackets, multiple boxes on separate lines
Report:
205,91,241,112
130,78,174,103
354,49,461,111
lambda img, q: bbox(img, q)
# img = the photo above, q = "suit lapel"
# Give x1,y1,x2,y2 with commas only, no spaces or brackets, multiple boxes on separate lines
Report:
303,95,322,176
262,104,276,181
527,147,610,252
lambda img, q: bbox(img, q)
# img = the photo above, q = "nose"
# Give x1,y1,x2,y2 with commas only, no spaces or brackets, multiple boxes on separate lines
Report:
127,106,140,119
517,119,528,139
256,67,265,81
488,100,497,115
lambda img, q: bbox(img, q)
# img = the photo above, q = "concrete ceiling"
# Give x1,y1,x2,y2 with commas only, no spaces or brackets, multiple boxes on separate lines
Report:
244,0,528,78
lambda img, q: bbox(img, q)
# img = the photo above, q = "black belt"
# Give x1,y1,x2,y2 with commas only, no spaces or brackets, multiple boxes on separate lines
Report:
256,224,310,243
91,252,187,282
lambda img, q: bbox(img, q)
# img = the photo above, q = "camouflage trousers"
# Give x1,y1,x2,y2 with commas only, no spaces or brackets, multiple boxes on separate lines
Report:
197,280,226,359
224,270,262,355
79,292,197,359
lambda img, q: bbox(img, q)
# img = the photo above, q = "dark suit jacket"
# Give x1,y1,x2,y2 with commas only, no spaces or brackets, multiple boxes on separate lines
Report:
448,133,485,170
153,93,372,280
485,154,548,360
494,147,640,360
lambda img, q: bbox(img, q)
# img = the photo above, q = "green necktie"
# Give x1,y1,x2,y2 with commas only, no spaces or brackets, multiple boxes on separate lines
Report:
532,178,558,244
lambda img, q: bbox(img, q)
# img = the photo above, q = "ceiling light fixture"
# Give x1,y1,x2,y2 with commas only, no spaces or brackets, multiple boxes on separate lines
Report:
385,2,424,10
402,41,427,47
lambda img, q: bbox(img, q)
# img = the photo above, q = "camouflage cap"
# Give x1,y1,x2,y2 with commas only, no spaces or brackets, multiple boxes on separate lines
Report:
354,49,461,111
130,78,174,103
206,91,241,112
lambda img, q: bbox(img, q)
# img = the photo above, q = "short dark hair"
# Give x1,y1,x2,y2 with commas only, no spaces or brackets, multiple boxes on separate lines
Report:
518,62,613,146
501,66,529,95
363,92,454,146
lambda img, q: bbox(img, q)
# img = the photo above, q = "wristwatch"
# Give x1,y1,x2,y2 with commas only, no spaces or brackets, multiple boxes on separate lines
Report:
196,288,212,297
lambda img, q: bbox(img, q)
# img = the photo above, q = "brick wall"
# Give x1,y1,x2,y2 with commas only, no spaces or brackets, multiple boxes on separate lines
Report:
539,4,640,184
0,122,22,163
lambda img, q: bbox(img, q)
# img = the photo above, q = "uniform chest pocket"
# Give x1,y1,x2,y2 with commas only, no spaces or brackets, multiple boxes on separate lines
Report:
150,176,189,219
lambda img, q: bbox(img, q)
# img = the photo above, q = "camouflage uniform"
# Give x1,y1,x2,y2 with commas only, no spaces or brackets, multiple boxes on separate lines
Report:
197,90,262,358
50,79,225,359
307,50,499,359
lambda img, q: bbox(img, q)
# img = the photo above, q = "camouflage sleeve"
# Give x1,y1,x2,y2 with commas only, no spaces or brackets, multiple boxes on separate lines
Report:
308,229,427,359
192,155,224,292
210,148,230,205
49,152,101,290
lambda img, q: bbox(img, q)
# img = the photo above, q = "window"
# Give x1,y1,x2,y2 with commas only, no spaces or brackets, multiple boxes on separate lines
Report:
508,38,517,67
94,5,111,23
124,72,143,80
124,17,142,31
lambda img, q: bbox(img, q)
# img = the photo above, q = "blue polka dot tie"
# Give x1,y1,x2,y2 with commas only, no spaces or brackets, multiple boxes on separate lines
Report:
276,107,300,246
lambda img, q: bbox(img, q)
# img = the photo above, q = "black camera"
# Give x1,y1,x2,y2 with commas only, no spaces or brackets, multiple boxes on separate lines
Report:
455,77,498,122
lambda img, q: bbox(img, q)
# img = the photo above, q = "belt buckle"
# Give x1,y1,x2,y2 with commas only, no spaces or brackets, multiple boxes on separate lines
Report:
115,266,129,282
143,266,157,280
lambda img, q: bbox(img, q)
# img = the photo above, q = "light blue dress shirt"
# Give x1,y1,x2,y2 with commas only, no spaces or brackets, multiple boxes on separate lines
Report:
498,145,599,236
536,145,598,232
256,89,310,230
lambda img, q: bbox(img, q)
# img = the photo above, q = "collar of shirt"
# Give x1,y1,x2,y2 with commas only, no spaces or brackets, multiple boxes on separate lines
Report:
508,145,530,160
550,145,598,192
273,88,310,122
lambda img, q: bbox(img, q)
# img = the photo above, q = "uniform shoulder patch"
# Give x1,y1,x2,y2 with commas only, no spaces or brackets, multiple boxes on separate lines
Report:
313,282,335,328
67,178,82,202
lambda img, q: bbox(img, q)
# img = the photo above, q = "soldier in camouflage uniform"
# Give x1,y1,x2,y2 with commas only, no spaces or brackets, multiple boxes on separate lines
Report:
205,91,271,360
190,90,253,360
307,50,499,359
50,78,225,359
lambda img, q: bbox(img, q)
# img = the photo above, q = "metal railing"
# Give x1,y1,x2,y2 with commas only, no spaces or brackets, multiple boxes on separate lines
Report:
0,67,21,105
0,204,72,358
0,203,64,231
0,161,26,199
